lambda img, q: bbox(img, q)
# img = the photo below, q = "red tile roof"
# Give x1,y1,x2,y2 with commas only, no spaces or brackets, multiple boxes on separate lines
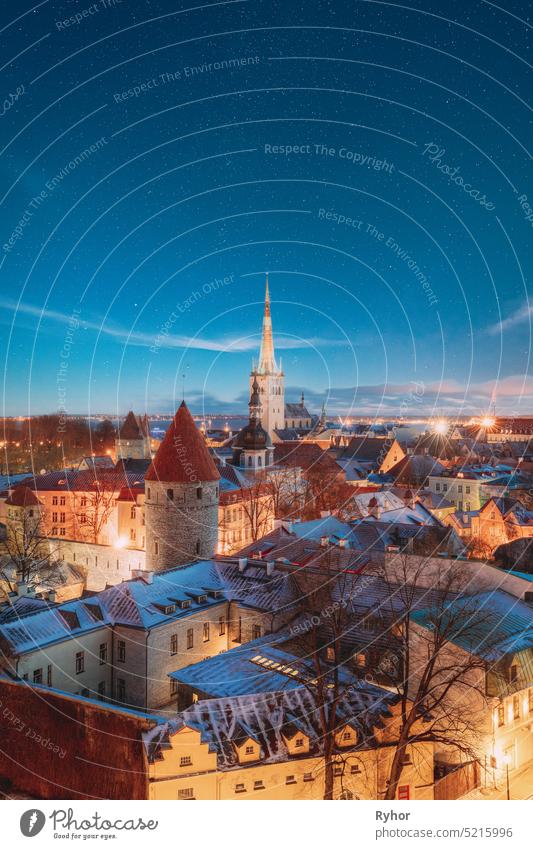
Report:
274,441,340,476
145,402,220,483
118,411,149,440
5,486,41,507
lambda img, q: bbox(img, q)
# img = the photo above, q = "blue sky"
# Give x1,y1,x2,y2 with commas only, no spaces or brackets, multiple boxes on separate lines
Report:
1,0,532,418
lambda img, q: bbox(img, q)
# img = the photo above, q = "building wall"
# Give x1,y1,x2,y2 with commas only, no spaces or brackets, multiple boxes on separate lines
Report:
115,436,151,460
427,475,482,511
14,627,113,701
149,725,434,800
145,480,219,571
251,372,285,436
54,538,146,591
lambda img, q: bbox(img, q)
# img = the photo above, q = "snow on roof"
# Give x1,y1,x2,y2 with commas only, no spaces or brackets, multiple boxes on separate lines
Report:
158,673,396,768
412,590,533,660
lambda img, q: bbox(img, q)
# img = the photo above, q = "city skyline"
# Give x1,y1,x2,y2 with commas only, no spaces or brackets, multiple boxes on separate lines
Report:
1,2,532,418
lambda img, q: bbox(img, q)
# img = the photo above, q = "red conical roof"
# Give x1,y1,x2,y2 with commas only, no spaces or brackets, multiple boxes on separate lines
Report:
145,402,220,483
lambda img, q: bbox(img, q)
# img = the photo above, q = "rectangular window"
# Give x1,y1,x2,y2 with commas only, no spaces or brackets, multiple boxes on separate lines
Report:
97,681,105,701
245,745,254,755
219,617,226,636
509,665,518,683
295,738,304,748
60,527,66,536
498,704,505,727
130,528,136,541
116,678,126,702
187,629,194,649
286,775,296,785
253,780,265,790
303,773,314,782
60,496,66,506
117,640,126,662
170,679,178,696
170,634,178,655
178,788,194,800
33,668,42,684
203,622,210,642
513,695,520,720
435,483,440,491
60,512,66,523
180,756,192,767
80,496,87,507
235,784,246,794
466,486,471,494
398,785,410,800
52,512,58,522
75,651,84,674
47,664,52,687
252,624,261,640
99,643,107,665
130,505,136,519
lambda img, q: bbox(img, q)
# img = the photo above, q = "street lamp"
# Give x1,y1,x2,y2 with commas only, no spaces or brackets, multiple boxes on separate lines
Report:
503,754,511,800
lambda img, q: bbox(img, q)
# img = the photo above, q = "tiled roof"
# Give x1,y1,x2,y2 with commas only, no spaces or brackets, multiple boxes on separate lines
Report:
149,681,396,768
285,403,311,418
4,486,41,507
274,442,340,475
412,590,533,660
145,402,220,483
338,437,391,463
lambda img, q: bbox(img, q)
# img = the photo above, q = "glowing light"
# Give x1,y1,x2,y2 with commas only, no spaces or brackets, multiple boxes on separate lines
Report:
113,536,128,550
433,420,448,434
481,416,496,428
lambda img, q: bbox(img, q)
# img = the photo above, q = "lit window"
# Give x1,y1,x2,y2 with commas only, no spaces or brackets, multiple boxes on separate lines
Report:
498,704,505,727
180,756,192,767
245,745,254,755
513,695,520,720
219,617,226,636
170,634,178,655
187,629,194,649
295,738,304,748
203,622,210,642
235,784,246,794
254,780,264,790
286,775,296,785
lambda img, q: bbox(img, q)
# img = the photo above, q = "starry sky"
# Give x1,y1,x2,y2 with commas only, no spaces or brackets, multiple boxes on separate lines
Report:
1,0,532,419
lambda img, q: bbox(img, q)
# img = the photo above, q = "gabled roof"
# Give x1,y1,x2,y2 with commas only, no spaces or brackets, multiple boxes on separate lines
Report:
4,486,41,507
274,441,339,475
145,402,220,483
339,437,393,463
285,403,311,418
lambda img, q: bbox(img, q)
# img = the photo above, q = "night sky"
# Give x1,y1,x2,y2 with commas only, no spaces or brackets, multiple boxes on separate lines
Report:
1,0,532,419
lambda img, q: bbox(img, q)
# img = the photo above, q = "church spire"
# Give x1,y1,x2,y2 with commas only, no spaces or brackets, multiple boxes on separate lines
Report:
257,273,279,375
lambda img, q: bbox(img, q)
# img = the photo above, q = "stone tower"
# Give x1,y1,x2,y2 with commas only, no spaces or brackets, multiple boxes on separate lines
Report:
115,411,151,461
250,275,285,437
144,402,220,571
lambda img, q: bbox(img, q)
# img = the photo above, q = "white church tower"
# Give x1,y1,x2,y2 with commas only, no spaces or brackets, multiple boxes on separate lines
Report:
250,275,285,437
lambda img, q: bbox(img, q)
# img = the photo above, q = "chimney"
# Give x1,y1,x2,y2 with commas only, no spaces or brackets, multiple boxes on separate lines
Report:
132,569,154,584
338,538,347,549
320,535,329,548
266,560,275,576
15,581,31,597
48,589,57,603
238,558,247,573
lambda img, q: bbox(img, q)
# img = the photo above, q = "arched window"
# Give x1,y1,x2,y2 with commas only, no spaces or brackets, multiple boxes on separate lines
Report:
167,488,173,501
258,456,262,466
147,487,151,500
248,456,252,466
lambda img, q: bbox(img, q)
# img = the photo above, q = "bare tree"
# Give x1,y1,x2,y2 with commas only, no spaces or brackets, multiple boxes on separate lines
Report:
239,479,274,543
0,505,61,592
287,550,375,799
75,483,117,544
376,554,495,800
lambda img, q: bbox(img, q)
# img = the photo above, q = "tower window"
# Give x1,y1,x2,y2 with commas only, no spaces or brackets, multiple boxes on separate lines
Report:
167,488,173,500
147,487,151,500
196,486,202,500
196,539,201,555
154,541,159,555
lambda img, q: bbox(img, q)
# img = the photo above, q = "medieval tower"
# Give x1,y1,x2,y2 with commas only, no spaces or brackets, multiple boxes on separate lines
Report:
250,275,285,437
144,401,220,571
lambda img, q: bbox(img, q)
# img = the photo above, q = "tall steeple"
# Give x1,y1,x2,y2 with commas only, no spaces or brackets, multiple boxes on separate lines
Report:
257,274,279,375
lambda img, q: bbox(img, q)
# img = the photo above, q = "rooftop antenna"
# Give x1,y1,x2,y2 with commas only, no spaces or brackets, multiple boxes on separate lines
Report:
181,365,190,402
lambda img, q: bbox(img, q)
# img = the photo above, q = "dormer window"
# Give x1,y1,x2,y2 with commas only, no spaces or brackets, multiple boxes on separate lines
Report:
295,738,304,748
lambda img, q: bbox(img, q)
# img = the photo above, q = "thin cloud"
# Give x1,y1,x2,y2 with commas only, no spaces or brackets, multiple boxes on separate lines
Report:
0,298,346,353
486,301,532,335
